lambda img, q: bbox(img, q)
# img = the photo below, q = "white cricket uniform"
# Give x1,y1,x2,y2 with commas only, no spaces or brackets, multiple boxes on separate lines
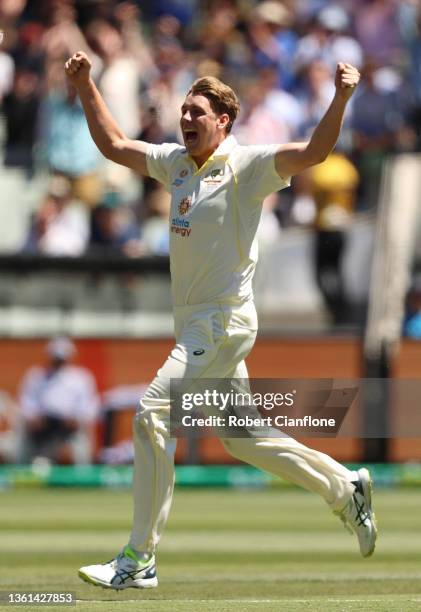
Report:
129,135,354,554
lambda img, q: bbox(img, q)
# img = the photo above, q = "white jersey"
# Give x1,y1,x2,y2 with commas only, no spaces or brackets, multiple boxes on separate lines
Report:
146,135,290,306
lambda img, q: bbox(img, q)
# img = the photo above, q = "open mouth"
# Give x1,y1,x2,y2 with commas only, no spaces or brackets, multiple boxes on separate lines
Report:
184,130,198,146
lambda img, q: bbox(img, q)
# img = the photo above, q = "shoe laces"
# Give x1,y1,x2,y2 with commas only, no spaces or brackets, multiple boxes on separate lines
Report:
337,491,370,535
352,492,370,527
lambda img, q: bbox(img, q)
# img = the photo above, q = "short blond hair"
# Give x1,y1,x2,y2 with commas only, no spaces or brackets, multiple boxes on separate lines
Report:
188,76,240,133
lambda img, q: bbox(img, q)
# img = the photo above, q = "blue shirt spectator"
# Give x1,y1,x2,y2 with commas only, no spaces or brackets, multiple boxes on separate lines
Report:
40,85,100,177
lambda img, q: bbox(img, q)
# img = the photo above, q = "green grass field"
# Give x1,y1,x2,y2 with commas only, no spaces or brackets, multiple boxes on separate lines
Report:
0,486,420,611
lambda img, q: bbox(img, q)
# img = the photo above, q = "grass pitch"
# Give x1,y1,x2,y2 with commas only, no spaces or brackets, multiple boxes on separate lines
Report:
0,485,420,611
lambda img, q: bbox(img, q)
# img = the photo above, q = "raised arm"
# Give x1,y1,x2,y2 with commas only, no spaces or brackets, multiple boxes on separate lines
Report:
275,63,360,178
64,51,149,176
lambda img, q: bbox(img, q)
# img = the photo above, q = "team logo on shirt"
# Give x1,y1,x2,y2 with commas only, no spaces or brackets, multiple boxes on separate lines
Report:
178,196,192,216
180,169,188,178
203,167,225,185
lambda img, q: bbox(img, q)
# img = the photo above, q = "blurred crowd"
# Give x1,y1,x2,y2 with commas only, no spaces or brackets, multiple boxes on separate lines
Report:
1,0,420,246
0,0,420,323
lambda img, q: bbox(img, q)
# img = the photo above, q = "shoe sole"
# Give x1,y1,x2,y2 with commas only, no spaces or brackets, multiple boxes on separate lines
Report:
357,467,378,557
78,570,158,590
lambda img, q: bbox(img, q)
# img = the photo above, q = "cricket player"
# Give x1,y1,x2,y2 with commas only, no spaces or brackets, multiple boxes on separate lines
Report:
65,51,377,590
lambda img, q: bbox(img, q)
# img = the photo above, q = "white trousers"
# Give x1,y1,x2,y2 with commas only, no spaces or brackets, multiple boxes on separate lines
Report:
129,301,355,554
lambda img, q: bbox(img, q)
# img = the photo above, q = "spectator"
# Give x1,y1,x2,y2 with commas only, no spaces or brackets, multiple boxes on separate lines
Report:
139,184,170,256
13,21,45,75
309,153,359,325
39,68,102,208
2,64,39,175
88,191,141,257
86,19,141,139
21,175,89,256
403,4,421,151
194,0,248,79
353,0,403,66
296,58,337,138
112,1,156,77
145,68,187,143
295,6,363,75
350,58,409,209
235,67,301,145
18,337,100,464
0,0,27,51
247,0,298,91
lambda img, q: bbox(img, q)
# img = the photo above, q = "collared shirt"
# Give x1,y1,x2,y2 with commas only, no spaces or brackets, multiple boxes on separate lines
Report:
146,135,290,306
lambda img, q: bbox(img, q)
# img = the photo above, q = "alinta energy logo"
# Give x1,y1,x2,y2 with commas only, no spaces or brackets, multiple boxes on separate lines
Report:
171,196,192,237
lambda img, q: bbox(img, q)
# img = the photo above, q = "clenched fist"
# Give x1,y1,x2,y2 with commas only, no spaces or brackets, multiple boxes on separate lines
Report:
65,51,92,86
335,63,360,101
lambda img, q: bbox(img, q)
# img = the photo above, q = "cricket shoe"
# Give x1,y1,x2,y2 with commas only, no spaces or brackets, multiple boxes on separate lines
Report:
335,467,377,558
78,545,158,589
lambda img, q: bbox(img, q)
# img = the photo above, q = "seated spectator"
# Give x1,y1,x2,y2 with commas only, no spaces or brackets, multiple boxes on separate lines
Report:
140,183,170,255
21,176,89,256
88,191,141,257
18,337,100,464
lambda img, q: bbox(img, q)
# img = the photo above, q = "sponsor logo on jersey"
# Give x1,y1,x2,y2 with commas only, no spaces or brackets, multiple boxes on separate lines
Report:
172,178,184,187
171,216,191,237
180,169,188,178
193,349,205,355
178,196,192,216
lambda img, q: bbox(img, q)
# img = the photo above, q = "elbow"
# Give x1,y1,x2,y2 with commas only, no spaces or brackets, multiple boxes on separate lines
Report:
315,151,329,165
100,137,126,162
101,146,116,161
307,148,329,166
